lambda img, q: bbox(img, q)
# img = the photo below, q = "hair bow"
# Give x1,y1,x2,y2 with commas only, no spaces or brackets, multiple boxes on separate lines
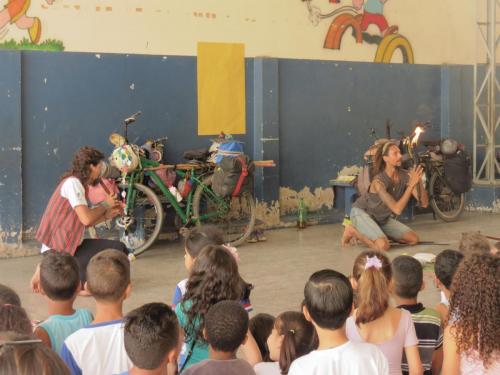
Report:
364,256,382,270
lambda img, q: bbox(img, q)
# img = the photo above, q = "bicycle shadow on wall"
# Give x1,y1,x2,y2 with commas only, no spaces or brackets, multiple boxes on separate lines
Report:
302,0,414,64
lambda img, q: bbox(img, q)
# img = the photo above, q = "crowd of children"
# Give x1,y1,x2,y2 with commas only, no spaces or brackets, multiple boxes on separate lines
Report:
0,228,498,375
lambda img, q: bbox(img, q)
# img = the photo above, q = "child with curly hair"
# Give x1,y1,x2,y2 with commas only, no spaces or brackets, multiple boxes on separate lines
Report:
442,253,500,374
175,245,260,372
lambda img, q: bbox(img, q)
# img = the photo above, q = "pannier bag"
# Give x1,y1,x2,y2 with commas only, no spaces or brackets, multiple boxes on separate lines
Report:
443,150,472,194
214,141,244,164
212,155,254,197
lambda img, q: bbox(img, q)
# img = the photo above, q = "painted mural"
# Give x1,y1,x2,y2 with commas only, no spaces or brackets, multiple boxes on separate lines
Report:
303,0,414,63
0,1,477,64
0,0,63,50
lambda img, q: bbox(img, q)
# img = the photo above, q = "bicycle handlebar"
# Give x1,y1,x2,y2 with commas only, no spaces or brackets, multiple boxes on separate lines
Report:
124,111,142,125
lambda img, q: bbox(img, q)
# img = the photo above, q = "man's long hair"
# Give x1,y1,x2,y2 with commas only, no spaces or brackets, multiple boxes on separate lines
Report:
373,141,398,175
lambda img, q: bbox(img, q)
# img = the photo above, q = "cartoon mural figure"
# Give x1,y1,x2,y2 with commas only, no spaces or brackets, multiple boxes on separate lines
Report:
302,0,414,64
0,0,54,44
353,0,398,36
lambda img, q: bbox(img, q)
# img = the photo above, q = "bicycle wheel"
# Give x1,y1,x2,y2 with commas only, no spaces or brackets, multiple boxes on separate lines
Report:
429,171,465,222
192,175,256,246
90,183,164,256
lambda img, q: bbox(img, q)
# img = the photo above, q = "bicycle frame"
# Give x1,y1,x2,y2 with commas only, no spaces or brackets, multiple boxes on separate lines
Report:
122,157,229,225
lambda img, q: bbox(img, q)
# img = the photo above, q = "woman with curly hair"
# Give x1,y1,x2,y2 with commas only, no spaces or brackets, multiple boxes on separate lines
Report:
31,147,127,293
175,245,261,372
442,253,500,374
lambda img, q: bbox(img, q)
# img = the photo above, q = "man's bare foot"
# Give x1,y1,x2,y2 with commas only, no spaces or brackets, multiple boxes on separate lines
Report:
341,224,358,247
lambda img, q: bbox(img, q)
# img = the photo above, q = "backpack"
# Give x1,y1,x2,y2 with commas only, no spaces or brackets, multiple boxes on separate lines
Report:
212,155,254,197
443,150,472,194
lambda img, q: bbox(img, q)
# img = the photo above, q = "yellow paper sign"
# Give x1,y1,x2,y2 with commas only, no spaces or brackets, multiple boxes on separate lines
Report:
197,42,246,135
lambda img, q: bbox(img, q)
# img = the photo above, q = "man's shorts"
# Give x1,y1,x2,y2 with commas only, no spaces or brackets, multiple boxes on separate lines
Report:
350,206,412,241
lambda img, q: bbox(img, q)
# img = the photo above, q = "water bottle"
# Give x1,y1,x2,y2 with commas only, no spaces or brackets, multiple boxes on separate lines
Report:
297,198,307,229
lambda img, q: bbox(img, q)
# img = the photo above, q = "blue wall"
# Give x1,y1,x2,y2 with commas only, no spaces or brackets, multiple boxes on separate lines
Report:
0,50,475,247
278,60,443,190
0,52,22,243
19,52,254,229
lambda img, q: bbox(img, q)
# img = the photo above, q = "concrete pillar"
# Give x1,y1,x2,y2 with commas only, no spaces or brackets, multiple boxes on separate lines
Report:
253,58,280,203
0,51,23,248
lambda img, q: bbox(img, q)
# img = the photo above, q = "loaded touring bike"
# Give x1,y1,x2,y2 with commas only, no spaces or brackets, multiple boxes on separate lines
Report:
92,113,256,256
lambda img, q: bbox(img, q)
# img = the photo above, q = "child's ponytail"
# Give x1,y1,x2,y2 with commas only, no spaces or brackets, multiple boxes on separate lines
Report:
275,311,317,374
352,251,392,326
279,330,297,374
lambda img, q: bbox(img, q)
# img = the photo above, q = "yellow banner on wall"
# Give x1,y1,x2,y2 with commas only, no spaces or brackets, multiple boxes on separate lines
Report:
197,42,246,135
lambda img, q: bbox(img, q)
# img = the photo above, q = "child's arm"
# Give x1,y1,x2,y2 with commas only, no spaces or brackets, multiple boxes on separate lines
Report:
404,345,424,375
441,326,460,375
34,326,52,349
240,330,262,366
431,346,443,375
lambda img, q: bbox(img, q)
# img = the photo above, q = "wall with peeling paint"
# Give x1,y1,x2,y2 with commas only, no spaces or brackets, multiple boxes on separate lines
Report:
0,51,22,250
0,50,481,254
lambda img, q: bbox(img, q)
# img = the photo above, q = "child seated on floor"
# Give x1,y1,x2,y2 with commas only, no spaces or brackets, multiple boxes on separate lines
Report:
433,249,464,324
61,249,132,374
346,251,423,375
172,225,252,312
254,311,317,375
289,269,389,375
442,253,500,374
175,245,261,371
120,303,181,375
392,255,443,375
249,313,275,363
0,283,33,335
183,300,256,375
34,252,93,353
0,331,71,375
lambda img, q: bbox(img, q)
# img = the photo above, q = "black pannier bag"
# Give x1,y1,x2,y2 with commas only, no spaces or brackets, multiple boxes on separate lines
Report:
443,150,472,194
212,155,254,197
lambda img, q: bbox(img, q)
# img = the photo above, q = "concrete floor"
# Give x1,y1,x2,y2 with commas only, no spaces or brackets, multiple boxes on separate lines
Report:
1,211,499,321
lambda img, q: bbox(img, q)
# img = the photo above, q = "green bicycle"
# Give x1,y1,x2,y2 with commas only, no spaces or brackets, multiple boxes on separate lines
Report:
93,113,256,256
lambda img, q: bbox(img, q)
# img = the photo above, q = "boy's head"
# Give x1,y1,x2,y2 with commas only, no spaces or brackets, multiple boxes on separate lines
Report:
303,269,353,330
204,300,249,353
86,249,131,302
391,255,423,300
40,252,80,301
183,225,224,270
434,249,464,290
459,232,491,254
0,284,21,307
124,303,180,370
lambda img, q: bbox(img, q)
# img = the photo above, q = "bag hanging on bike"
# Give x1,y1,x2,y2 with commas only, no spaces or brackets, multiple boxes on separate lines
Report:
212,155,254,197
443,150,472,194
214,141,244,164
